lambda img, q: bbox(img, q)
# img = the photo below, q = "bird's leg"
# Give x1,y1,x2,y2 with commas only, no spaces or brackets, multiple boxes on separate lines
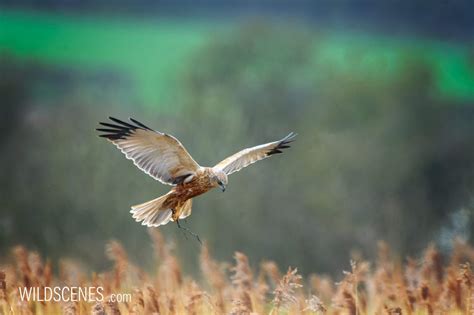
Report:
176,219,202,245
172,209,189,241
177,220,189,241
172,209,188,241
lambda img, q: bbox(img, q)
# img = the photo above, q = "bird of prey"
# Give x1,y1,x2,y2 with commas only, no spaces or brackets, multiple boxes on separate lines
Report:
97,117,296,231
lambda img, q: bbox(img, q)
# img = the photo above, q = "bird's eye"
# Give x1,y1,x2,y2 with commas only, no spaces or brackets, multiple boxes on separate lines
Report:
218,180,223,185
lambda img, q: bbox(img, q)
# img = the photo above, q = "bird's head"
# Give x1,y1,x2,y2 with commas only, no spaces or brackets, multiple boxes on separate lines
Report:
212,169,228,192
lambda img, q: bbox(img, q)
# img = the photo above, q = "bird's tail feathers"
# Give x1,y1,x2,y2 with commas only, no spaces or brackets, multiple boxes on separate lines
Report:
131,193,173,227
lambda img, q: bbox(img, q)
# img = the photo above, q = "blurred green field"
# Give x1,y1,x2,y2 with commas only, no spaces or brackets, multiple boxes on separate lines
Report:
1,8,473,107
0,9,214,108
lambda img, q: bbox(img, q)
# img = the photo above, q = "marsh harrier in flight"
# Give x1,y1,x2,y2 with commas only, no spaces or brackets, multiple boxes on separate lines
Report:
97,117,296,230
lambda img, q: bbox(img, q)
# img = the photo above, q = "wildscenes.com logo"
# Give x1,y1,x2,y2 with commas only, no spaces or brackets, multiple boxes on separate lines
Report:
2,272,130,303
18,286,105,302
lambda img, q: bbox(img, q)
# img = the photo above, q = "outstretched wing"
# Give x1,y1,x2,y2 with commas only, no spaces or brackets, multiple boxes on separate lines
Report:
213,132,296,175
97,117,200,185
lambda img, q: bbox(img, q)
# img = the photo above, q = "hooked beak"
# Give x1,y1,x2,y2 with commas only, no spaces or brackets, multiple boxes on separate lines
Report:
219,183,226,192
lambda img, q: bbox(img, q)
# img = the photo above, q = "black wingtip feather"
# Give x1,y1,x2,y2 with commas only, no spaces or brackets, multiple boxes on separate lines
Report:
109,117,136,128
97,117,154,141
266,132,297,156
99,134,125,140
99,122,128,130
268,150,283,155
129,117,153,131
96,128,123,133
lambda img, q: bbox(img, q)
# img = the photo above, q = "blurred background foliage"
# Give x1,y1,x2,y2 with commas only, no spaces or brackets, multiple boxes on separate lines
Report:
0,1,473,276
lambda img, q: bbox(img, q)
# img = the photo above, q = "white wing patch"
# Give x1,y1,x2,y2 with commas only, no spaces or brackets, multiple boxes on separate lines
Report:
213,132,296,175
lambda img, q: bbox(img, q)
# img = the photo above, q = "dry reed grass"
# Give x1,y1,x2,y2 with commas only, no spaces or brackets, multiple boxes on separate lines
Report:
0,232,473,314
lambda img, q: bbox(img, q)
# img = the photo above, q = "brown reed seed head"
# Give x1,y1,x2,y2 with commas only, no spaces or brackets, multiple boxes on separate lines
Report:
261,261,281,285
145,285,160,314
231,252,254,291
92,302,106,315
384,305,402,315
200,243,226,291
148,228,168,260
459,262,472,288
272,267,303,311
0,271,6,300
304,295,327,313
0,271,5,287
62,301,77,315
106,297,121,315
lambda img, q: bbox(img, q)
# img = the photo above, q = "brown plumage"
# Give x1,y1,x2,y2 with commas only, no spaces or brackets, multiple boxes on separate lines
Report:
97,117,296,227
